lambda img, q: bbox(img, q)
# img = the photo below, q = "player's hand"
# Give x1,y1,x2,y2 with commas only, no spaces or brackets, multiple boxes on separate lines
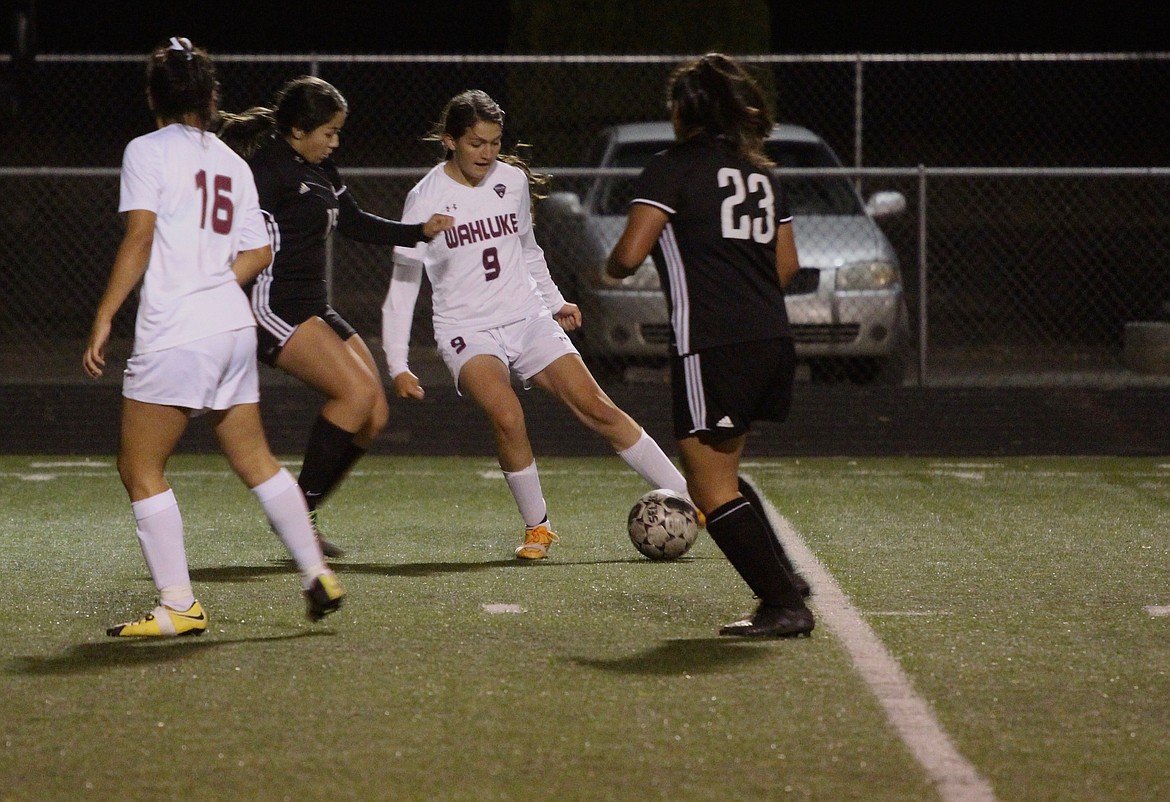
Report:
553,303,582,332
82,320,110,379
393,370,425,400
422,213,455,240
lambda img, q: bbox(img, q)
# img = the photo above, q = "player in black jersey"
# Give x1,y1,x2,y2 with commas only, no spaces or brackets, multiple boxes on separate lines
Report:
606,53,814,638
220,77,453,556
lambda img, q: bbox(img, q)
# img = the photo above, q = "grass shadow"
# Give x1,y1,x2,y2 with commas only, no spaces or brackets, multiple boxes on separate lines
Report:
332,557,704,575
570,637,780,676
255,558,521,578
189,555,709,584
327,559,520,577
188,563,294,582
6,630,334,676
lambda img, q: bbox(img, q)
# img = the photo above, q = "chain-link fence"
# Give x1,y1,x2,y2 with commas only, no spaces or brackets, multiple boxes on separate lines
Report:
3,53,1170,391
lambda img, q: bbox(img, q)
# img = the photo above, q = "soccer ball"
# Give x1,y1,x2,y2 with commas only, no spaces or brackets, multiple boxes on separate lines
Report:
627,489,700,560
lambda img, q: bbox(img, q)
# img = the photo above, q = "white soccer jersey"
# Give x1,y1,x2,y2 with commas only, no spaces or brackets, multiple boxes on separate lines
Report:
382,160,565,375
119,123,269,354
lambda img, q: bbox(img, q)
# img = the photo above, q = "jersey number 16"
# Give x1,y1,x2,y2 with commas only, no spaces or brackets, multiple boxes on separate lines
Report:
195,170,233,235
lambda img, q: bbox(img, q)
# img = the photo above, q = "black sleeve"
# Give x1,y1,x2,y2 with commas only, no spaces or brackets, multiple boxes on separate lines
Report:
323,159,428,246
250,151,282,213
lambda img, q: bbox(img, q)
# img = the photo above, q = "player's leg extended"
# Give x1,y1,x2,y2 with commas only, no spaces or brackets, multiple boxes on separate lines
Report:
277,318,378,501
532,353,688,494
212,402,344,621
275,318,380,555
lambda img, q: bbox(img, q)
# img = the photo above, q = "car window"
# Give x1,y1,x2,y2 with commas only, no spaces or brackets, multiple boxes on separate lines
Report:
591,136,863,217
594,142,671,215
766,141,863,216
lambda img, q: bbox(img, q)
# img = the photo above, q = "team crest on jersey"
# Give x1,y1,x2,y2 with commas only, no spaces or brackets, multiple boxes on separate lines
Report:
493,184,506,198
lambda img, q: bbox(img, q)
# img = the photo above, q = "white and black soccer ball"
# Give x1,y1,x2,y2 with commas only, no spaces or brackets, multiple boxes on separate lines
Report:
627,488,700,560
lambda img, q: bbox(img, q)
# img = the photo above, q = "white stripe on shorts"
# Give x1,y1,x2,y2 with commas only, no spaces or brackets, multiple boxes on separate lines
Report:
682,352,706,433
250,267,296,345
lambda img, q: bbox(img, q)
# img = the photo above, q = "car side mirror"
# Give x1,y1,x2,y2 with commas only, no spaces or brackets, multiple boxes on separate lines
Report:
542,191,585,217
865,190,907,218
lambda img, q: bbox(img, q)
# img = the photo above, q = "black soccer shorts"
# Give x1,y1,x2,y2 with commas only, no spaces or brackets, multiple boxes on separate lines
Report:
670,337,796,441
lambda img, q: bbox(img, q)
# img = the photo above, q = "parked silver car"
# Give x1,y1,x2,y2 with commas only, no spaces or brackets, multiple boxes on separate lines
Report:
536,122,910,383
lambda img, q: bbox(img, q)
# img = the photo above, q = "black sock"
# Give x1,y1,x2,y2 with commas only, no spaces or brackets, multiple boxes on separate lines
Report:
298,414,359,511
737,476,803,580
706,497,806,609
335,441,366,485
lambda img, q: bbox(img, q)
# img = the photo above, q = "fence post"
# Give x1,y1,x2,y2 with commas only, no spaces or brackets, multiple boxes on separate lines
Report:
853,55,864,193
917,164,928,387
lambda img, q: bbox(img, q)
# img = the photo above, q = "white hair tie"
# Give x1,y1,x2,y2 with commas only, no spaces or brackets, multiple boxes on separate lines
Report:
168,37,193,59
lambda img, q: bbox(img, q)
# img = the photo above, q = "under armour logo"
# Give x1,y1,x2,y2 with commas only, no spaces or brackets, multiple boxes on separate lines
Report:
444,203,458,213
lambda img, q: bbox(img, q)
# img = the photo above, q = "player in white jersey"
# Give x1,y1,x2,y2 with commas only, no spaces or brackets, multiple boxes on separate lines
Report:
382,89,692,560
82,37,344,637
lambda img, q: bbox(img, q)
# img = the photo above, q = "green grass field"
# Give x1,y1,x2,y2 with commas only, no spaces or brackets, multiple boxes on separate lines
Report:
3,454,1169,802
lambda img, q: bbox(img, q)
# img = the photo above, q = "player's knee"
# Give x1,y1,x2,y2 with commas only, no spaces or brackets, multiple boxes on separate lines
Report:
367,393,390,436
339,373,381,418
489,405,527,441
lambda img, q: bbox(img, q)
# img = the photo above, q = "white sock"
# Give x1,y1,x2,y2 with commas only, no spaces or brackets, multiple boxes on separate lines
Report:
252,468,327,587
159,589,197,612
132,489,195,610
618,429,688,495
503,461,549,528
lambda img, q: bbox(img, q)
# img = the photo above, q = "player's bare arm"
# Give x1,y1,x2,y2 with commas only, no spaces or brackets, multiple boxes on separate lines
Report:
774,221,800,290
231,244,274,286
606,203,667,279
83,209,155,378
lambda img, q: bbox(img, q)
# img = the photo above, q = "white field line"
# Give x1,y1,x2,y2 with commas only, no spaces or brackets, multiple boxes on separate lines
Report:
481,603,525,614
748,475,1000,802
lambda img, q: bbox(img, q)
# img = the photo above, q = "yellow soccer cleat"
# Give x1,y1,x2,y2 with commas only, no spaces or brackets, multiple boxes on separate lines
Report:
515,523,558,560
107,601,208,638
304,572,345,622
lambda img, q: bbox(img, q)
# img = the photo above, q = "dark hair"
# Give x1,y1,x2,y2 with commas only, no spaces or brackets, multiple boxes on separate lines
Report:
219,75,347,159
427,89,549,199
668,52,774,169
146,36,219,130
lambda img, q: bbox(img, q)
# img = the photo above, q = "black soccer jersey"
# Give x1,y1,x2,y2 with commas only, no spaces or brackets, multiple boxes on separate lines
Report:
247,136,427,305
630,133,793,355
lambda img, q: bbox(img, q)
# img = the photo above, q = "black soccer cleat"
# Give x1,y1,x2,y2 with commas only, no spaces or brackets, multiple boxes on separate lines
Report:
719,603,815,638
309,509,346,558
318,536,345,559
792,572,812,598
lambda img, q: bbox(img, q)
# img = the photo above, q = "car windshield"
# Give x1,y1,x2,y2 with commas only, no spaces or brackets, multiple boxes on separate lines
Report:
593,137,863,217
766,141,863,216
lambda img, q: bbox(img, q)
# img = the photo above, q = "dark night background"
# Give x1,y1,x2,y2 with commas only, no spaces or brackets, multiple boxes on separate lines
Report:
10,1,1170,56
3,0,1170,459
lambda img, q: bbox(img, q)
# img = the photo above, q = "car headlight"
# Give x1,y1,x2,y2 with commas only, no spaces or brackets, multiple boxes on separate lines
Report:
834,260,899,291
596,257,661,290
